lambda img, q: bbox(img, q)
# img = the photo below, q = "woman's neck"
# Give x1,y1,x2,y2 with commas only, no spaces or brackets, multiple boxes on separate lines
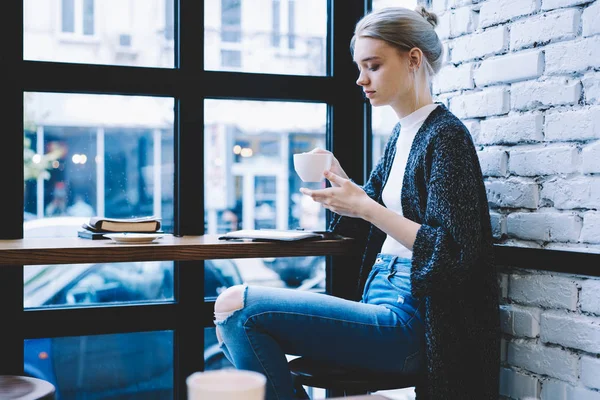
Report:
393,94,434,120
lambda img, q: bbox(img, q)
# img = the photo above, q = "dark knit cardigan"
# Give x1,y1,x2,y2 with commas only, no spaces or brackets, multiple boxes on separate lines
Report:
330,103,500,400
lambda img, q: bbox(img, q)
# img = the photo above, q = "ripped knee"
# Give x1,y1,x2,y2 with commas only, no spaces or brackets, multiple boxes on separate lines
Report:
214,284,246,323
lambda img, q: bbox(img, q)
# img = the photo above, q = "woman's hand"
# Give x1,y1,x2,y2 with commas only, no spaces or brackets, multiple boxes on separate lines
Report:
300,171,375,219
308,148,349,187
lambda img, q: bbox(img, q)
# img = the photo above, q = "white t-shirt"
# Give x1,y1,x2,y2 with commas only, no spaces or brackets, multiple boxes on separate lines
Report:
380,103,439,259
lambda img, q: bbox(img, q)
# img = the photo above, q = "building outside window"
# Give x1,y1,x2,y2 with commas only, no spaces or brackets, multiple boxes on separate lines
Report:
61,0,95,36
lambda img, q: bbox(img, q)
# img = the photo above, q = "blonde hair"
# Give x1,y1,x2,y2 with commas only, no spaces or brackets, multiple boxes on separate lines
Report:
350,6,444,90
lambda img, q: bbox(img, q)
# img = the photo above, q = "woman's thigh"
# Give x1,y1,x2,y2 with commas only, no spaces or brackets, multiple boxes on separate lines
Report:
235,285,422,374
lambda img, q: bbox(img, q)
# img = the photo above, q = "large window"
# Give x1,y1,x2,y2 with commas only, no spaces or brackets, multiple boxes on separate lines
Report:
205,0,327,75
24,0,175,67
5,1,368,399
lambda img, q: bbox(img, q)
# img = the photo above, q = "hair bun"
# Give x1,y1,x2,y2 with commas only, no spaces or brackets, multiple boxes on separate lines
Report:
415,5,438,28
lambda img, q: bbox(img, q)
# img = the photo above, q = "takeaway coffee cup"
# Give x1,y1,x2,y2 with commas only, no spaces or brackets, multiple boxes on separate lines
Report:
293,152,333,182
186,369,266,400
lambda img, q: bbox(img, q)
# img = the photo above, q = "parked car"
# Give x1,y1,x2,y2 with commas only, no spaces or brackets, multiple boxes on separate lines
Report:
22,217,286,399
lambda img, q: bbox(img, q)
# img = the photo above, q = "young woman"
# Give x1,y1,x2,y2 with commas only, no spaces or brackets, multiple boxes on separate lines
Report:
214,6,500,400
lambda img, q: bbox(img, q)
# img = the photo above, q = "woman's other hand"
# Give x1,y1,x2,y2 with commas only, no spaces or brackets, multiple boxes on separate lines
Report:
300,171,374,219
308,148,349,186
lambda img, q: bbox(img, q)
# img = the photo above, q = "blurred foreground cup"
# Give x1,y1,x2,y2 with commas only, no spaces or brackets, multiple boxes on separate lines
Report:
186,369,266,400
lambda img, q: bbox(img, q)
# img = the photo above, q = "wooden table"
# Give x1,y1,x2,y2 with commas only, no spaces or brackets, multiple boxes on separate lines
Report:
0,234,354,266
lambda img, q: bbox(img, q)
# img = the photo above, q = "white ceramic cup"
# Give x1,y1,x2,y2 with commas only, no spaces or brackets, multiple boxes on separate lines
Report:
293,152,333,182
186,369,266,400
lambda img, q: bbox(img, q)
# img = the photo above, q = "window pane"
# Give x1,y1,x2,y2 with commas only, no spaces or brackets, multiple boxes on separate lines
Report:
204,99,327,292
23,92,175,308
370,0,418,170
24,331,173,400
82,0,94,35
205,0,327,75
61,0,75,33
24,0,175,68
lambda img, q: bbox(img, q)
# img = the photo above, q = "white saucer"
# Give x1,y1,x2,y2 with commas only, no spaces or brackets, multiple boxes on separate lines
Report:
103,233,164,244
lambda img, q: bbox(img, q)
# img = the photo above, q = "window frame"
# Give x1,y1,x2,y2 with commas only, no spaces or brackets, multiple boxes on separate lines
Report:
0,1,371,398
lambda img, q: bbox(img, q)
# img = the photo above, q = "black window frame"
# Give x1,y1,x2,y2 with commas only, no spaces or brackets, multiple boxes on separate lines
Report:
5,1,594,398
0,1,371,399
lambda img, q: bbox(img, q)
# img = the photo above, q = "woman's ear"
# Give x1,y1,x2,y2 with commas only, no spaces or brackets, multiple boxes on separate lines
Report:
408,47,423,71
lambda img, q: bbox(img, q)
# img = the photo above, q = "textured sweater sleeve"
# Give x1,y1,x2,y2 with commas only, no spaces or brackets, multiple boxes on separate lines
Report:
330,124,399,238
411,128,485,297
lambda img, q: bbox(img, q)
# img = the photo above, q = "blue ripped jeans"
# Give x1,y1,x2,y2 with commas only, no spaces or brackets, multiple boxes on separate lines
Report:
214,254,426,400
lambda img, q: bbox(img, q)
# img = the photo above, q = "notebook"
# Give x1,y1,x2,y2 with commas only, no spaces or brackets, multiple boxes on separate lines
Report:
218,229,326,242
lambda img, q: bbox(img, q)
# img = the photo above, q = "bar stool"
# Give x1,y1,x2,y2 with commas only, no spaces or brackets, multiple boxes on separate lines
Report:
289,357,421,398
0,375,56,400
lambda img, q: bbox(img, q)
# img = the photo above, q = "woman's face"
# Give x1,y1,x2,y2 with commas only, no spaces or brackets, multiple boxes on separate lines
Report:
353,37,413,110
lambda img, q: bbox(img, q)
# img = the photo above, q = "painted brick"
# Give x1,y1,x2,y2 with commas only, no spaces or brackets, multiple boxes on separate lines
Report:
582,72,600,104
479,0,539,28
500,368,541,399
501,337,507,362
478,147,508,177
450,26,508,62
436,12,451,40
510,78,582,111
479,112,544,144
510,9,580,50
461,119,480,144
499,272,509,300
545,107,600,141
582,1,600,37
540,177,600,210
583,141,600,173
486,179,539,208
450,87,510,118
507,211,582,242
581,355,600,390
508,340,578,382
582,212,600,244
545,36,600,74
431,0,447,14
541,0,592,11
475,50,544,87
448,0,473,8
541,311,600,353
581,278,600,315
450,7,478,37
432,63,474,94
509,274,579,310
541,379,569,400
509,145,580,176
568,387,600,400
501,305,542,337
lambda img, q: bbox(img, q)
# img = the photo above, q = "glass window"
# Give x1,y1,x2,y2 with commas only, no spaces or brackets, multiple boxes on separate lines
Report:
370,0,418,169
61,0,75,33
205,0,327,75
203,99,327,291
24,331,173,400
24,0,175,68
23,92,175,308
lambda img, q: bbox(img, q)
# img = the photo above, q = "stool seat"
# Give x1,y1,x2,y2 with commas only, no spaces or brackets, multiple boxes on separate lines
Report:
0,375,56,400
288,357,421,394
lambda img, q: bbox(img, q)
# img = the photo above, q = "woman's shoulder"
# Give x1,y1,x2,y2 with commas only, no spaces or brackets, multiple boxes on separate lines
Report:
422,104,475,148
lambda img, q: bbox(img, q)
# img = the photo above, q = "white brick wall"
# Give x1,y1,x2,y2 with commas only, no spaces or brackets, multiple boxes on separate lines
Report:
498,269,600,399
431,0,600,253
509,9,580,50
429,1,600,398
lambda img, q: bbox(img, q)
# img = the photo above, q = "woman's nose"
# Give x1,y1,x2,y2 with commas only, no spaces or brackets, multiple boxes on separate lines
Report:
356,72,368,86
